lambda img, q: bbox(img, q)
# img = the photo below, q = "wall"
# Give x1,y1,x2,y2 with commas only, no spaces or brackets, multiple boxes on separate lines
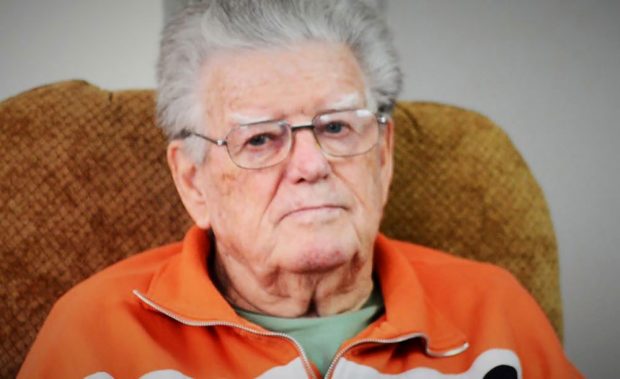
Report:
1,1,618,377
0,0,162,99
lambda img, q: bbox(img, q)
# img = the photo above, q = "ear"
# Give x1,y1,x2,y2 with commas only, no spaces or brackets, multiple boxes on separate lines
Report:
379,118,394,207
167,141,211,229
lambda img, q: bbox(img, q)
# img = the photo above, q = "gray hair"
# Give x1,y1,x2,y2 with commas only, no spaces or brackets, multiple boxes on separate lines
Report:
156,0,402,160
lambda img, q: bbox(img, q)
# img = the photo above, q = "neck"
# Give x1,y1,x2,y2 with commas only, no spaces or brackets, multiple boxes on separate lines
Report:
212,245,374,317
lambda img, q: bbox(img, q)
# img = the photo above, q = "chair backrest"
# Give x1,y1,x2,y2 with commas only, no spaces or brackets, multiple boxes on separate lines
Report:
0,80,562,377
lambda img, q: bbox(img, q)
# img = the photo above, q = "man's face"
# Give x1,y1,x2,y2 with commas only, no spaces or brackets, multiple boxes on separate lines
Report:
194,41,393,278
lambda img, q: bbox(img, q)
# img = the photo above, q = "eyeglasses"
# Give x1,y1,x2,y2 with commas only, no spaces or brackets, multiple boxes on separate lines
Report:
173,108,388,169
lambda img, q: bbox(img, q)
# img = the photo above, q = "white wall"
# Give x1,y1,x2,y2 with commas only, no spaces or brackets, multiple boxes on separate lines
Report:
0,0,162,99
1,1,618,377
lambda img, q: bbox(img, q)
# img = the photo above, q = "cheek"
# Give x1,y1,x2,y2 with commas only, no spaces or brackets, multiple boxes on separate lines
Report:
358,156,386,205
336,155,386,221
200,155,244,223
207,174,246,224
204,162,280,229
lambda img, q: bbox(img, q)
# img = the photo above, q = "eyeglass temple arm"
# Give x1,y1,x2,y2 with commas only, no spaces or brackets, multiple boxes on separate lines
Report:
377,114,389,126
172,129,227,146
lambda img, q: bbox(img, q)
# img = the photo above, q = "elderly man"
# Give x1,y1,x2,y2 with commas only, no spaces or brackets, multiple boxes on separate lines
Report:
20,0,581,378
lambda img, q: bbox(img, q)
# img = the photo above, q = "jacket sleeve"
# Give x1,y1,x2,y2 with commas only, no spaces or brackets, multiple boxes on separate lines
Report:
17,280,146,379
499,273,583,378
18,292,117,378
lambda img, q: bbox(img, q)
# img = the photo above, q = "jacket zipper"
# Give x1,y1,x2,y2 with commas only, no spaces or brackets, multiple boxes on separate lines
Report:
133,290,317,379
135,290,468,379
324,334,469,378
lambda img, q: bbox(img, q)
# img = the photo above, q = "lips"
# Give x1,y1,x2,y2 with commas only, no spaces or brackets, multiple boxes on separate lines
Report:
280,204,346,221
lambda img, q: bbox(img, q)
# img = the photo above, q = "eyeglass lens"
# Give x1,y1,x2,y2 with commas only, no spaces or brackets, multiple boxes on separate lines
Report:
226,109,379,169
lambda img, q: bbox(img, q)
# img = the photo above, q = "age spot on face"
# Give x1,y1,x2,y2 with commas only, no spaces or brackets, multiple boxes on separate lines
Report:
217,172,238,197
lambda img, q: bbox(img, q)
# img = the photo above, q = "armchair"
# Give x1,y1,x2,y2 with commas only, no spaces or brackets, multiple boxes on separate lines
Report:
0,80,562,377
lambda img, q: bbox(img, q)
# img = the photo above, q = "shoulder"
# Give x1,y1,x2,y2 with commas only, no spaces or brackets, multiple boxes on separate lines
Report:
384,237,520,286
379,236,531,310
19,242,184,378
52,241,182,319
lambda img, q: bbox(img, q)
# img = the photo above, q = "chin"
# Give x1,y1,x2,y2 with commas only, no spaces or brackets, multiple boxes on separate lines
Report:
277,229,361,274
273,209,378,271
288,247,351,273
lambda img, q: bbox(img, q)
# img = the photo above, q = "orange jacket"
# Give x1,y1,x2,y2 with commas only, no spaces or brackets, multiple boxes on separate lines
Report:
19,227,582,378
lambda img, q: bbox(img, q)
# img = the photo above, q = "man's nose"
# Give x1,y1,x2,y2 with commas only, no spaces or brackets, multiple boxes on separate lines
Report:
285,128,331,183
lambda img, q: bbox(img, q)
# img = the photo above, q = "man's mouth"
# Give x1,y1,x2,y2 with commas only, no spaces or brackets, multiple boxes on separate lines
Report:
281,205,345,222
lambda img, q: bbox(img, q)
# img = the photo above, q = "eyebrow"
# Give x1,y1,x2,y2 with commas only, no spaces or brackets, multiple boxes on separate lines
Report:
229,92,363,126
325,93,362,111
230,112,276,126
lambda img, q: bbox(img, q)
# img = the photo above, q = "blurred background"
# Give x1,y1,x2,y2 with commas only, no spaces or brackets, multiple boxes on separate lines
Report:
1,0,618,377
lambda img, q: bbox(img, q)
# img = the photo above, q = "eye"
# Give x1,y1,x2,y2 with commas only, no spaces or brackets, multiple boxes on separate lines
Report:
323,121,347,134
247,133,271,146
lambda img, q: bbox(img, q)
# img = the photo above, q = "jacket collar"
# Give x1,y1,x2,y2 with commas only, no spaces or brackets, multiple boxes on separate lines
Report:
143,226,240,322
141,226,468,355
368,234,469,355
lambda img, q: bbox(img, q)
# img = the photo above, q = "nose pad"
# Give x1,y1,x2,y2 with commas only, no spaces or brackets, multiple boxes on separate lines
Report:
290,126,323,156
286,127,331,182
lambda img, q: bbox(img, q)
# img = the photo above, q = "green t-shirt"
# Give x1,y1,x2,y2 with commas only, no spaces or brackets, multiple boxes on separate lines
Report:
235,286,384,376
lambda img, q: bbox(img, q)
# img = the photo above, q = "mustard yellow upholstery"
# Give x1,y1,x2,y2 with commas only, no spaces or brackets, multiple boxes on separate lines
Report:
0,81,562,377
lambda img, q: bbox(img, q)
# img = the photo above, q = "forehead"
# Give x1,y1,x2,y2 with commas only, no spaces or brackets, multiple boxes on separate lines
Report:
200,41,367,125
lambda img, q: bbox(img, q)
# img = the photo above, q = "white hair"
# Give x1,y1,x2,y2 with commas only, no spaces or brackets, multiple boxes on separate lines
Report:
156,0,402,161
